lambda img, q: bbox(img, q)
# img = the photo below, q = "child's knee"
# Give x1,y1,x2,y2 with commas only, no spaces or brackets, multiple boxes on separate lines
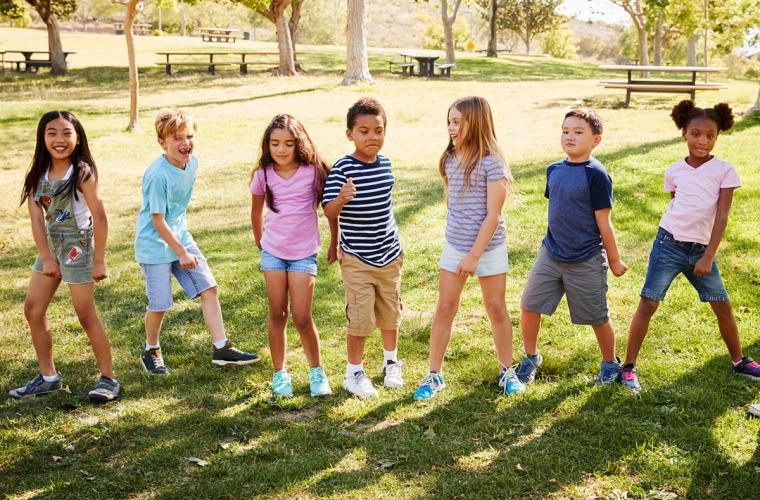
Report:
484,299,508,320
638,298,660,317
435,299,460,320
292,311,314,332
710,300,733,317
23,298,45,321
199,286,219,300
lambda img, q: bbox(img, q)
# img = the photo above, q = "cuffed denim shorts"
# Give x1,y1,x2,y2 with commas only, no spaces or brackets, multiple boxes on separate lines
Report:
640,227,729,302
438,240,509,277
139,244,217,312
32,227,94,285
260,250,318,276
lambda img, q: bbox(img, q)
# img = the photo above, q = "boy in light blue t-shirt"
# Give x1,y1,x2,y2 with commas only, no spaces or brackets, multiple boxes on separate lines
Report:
134,108,259,375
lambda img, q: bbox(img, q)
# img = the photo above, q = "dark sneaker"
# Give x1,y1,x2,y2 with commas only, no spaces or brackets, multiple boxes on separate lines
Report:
619,363,641,392
141,347,170,375
596,356,621,385
516,353,543,384
733,357,760,381
88,376,121,402
212,340,260,366
8,373,64,398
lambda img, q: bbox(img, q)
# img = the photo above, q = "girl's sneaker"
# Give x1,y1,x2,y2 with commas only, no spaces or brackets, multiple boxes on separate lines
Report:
516,353,543,384
413,372,445,401
8,373,64,398
342,370,378,398
383,360,404,387
499,368,525,396
733,357,760,381
88,376,121,402
309,367,332,397
272,370,293,398
212,340,261,366
619,364,641,392
596,357,622,385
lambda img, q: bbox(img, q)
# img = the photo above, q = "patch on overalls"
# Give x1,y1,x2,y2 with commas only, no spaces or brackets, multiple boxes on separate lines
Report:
54,209,71,223
40,195,52,205
66,246,83,264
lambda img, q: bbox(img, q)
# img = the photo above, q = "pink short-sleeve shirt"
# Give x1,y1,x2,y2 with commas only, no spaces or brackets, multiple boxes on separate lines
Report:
659,157,741,245
250,165,321,260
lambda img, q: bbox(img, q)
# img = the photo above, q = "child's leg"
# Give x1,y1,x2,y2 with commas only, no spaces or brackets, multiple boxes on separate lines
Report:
199,286,227,344
380,329,398,352
69,282,114,379
145,311,165,346
264,271,289,370
287,271,322,369
428,270,468,373
520,310,542,356
347,335,366,365
24,272,61,376
710,300,743,362
591,320,616,362
479,273,513,369
624,298,660,365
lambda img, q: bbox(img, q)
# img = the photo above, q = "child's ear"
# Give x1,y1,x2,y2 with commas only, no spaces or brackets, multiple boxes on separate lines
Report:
345,129,353,142
593,134,602,147
157,137,166,149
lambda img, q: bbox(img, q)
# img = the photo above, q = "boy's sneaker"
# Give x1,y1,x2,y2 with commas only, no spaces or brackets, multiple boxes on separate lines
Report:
516,353,543,384
596,357,622,385
309,367,332,397
413,372,445,401
141,347,170,375
272,370,293,398
212,340,261,366
499,367,526,396
8,373,64,398
383,360,404,388
618,363,641,392
88,376,121,402
342,370,378,399
733,357,760,381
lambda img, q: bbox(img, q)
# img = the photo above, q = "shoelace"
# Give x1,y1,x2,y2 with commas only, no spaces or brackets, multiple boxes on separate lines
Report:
420,373,441,389
385,360,405,375
353,370,372,388
151,351,166,369
311,370,325,384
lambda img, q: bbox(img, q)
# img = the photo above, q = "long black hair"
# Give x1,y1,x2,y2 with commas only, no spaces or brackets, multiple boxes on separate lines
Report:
20,111,97,206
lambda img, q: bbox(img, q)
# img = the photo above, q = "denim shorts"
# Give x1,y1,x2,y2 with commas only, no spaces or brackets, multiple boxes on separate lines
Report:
438,240,509,277
32,227,94,285
260,250,318,276
640,228,729,303
139,244,217,312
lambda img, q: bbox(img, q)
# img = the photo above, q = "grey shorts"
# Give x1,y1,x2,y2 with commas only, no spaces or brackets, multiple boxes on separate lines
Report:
139,244,217,312
32,228,94,285
520,245,609,325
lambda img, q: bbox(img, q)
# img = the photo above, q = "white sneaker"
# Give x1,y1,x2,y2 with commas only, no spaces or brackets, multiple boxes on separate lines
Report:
383,360,404,388
342,370,378,398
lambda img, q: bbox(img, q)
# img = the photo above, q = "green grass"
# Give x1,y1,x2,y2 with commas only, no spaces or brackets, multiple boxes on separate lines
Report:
1,27,759,498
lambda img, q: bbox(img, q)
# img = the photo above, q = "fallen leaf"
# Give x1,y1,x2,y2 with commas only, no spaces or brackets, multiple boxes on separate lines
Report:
188,457,209,467
516,463,524,471
549,479,559,485
718,471,729,477
424,427,436,438
50,456,62,463
219,442,231,450
64,445,75,452
738,306,751,313
377,459,396,469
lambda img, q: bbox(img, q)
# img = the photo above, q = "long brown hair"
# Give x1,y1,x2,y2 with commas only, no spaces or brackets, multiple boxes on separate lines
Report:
251,114,330,213
438,96,512,191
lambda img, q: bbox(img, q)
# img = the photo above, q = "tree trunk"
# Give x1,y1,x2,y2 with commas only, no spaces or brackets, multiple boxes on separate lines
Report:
158,8,162,32
179,3,186,36
687,33,697,66
288,0,303,66
487,0,497,57
124,0,140,132
275,10,296,75
524,35,531,54
440,0,462,65
44,14,67,75
342,0,373,85
749,83,760,113
653,12,663,66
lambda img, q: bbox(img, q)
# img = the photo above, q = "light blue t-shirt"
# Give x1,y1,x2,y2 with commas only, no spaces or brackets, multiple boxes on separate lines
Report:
134,155,198,264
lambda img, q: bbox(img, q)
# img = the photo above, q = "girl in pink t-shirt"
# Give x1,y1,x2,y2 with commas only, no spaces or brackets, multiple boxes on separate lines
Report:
620,101,759,392
250,114,337,398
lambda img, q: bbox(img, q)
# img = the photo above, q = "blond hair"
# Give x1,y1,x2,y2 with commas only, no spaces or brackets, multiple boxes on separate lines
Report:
155,108,196,140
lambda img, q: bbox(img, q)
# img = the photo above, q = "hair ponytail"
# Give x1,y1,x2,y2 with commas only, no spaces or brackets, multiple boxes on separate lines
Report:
670,100,734,132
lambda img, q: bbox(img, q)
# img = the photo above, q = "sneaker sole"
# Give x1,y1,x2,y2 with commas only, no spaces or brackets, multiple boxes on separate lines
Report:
341,383,377,399
212,358,261,366
383,379,403,388
9,388,63,399
734,372,760,381
414,383,445,401
88,392,119,403
140,356,170,376
311,389,333,397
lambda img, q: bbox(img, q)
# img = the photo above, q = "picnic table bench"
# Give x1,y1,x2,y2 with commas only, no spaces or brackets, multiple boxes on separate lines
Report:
391,51,453,78
3,50,75,73
197,27,239,43
156,51,279,75
113,22,152,35
598,65,727,107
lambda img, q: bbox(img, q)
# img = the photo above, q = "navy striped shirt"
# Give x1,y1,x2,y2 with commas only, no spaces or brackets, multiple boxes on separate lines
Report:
322,154,402,267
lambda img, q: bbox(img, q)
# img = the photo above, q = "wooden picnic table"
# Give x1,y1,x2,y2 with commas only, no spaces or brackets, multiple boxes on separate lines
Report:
198,27,239,43
156,51,279,75
599,65,726,107
3,50,75,73
398,51,441,77
113,22,152,35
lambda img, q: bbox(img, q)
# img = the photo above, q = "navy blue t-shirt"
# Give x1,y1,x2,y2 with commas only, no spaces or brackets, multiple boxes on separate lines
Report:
542,158,613,263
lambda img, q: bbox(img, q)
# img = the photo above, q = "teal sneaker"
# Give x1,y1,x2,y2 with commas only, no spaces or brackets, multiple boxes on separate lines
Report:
309,367,332,397
413,371,445,401
272,370,293,398
499,367,525,396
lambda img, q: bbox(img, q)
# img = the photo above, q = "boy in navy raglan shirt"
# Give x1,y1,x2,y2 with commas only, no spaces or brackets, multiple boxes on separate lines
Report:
517,108,628,387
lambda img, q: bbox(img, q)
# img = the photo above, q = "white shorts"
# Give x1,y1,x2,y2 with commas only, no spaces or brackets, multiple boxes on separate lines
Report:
438,240,509,277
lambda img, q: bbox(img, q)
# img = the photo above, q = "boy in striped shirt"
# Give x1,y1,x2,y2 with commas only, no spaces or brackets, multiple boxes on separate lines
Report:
323,97,404,398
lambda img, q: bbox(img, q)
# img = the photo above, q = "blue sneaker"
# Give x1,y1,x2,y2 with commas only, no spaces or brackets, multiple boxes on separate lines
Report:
499,368,525,396
309,367,332,397
413,372,445,401
516,353,543,384
8,373,64,398
272,370,293,398
619,364,641,392
596,357,621,385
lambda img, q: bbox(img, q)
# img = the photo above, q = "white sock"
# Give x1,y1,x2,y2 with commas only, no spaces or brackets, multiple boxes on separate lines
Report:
383,348,398,365
346,362,364,377
145,342,160,350
42,373,60,382
213,338,228,349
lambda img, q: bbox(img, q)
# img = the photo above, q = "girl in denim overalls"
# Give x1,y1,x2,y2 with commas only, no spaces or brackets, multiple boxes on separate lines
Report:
9,111,120,402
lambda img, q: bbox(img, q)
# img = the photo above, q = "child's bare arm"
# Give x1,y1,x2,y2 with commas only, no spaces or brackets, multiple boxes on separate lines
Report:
323,178,356,220
80,172,108,281
595,208,627,277
694,187,734,276
251,194,265,249
27,194,59,277
327,216,338,264
150,213,198,269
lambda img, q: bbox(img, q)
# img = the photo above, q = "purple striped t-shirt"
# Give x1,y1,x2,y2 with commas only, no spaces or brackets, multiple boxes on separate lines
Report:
444,154,507,253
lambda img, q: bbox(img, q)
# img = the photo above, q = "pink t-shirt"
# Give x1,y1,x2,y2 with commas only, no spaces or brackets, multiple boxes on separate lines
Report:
659,157,741,245
250,165,321,260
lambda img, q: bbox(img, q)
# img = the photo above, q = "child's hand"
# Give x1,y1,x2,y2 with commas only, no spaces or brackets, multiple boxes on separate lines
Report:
610,259,628,277
179,251,199,270
93,261,108,282
255,240,262,250
339,178,357,204
327,243,338,264
456,253,478,277
693,255,713,277
42,257,61,279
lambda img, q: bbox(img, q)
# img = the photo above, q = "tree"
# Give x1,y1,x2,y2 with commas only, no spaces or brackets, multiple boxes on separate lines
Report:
440,0,464,63
0,0,76,75
342,0,373,85
476,0,561,54
609,1,650,66
113,0,143,131
235,0,297,75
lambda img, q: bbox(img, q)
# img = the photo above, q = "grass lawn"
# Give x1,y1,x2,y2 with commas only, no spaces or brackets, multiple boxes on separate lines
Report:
1,27,759,498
